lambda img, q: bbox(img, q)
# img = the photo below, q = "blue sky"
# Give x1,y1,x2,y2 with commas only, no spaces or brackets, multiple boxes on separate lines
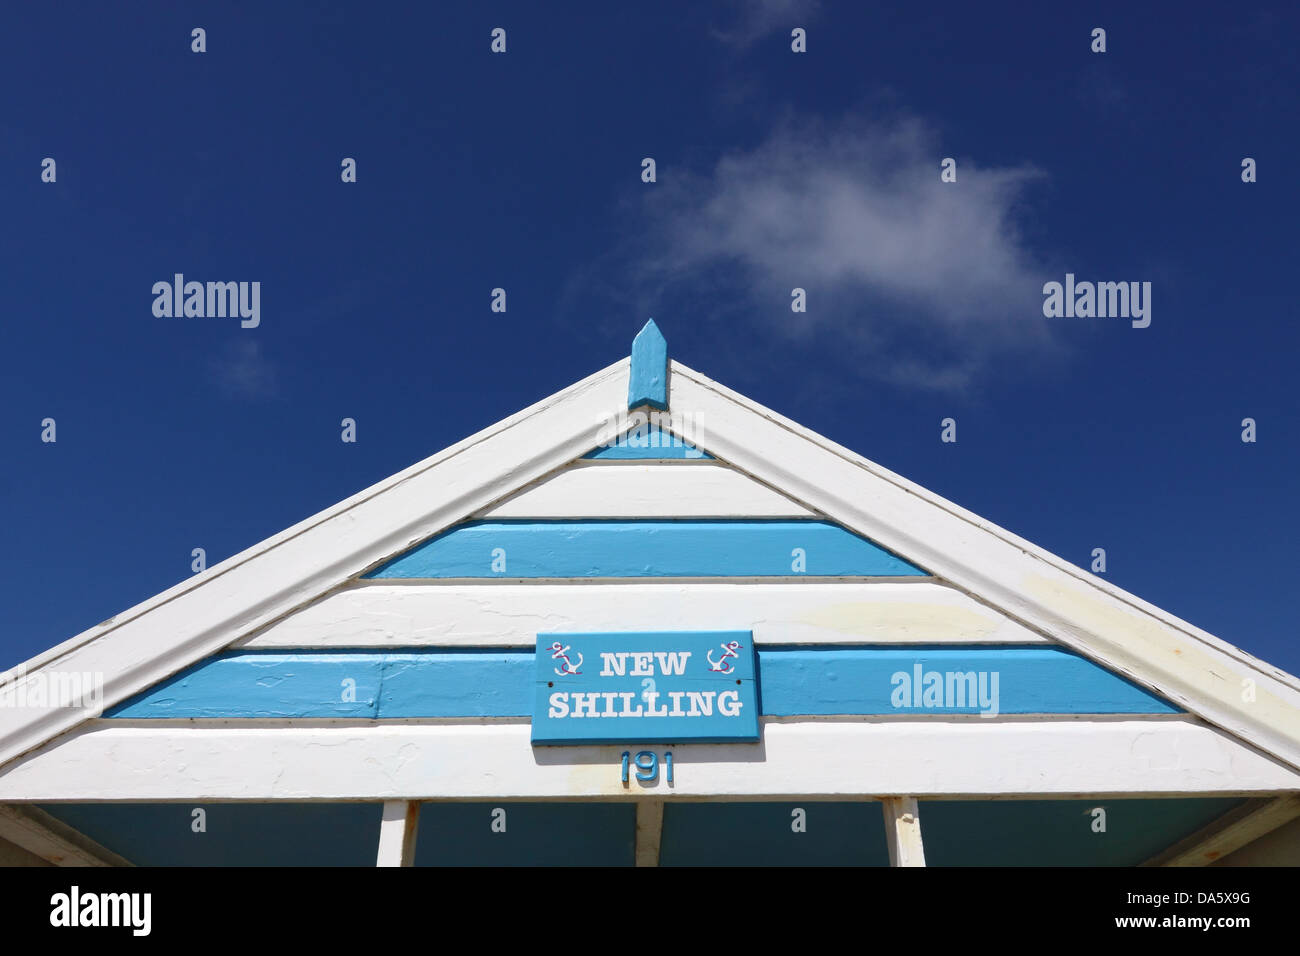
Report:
3,2,1297,676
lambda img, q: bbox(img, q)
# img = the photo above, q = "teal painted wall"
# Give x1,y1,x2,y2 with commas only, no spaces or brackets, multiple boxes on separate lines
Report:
917,798,1245,866
41,803,383,867
414,802,635,866
660,802,891,866
38,798,1243,866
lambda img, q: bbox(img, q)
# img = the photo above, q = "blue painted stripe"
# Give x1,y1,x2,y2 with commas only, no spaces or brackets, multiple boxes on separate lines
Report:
107,646,1179,718
364,520,926,579
756,646,1180,716
107,650,535,719
627,319,668,410
106,652,386,718
380,652,533,717
41,803,386,867
584,424,712,459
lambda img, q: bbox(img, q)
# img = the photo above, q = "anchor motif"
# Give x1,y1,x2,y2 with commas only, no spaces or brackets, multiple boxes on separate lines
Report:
549,641,583,676
706,640,742,674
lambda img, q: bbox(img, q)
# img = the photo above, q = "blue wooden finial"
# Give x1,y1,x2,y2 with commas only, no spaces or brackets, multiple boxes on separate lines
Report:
628,318,668,410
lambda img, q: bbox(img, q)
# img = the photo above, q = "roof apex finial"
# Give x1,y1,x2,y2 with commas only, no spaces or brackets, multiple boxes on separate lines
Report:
628,318,668,410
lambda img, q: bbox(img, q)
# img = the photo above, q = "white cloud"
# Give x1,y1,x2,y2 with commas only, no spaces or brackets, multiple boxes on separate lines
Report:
712,0,821,47
209,338,277,400
628,113,1058,390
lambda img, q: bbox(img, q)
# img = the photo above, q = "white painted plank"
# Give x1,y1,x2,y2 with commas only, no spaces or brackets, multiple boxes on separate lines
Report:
375,800,419,867
474,463,815,518
1143,795,1300,867
0,805,131,867
882,796,926,866
635,801,664,867
668,362,1300,770
3,718,1296,801
235,582,1048,648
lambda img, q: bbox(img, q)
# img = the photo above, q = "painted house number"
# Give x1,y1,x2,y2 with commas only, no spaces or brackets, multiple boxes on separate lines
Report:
620,750,674,784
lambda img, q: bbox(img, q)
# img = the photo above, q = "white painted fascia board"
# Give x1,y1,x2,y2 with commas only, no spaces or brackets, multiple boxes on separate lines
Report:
1,718,1296,801
668,361,1300,770
0,358,631,770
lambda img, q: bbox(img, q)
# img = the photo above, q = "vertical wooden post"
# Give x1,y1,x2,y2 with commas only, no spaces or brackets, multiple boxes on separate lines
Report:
882,796,926,867
635,800,664,867
376,800,420,867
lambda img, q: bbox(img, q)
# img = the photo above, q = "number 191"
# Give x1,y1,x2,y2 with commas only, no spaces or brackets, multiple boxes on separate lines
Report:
620,750,673,784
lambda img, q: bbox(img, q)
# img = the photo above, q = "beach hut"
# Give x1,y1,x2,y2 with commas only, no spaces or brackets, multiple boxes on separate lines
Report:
1,321,1297,866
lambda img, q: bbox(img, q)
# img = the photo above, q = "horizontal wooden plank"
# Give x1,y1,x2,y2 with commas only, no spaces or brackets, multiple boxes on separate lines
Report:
475,464,814,519
235,582,1051,648
365,520,926,579
759,647,1177,716
107,647,1178,719
107,651,531,719
4,719,1296,800
101,652,387,718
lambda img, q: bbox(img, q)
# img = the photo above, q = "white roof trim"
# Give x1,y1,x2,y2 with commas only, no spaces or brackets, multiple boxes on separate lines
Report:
1,355,1298,774
667,360,1300,769
0,358,630,768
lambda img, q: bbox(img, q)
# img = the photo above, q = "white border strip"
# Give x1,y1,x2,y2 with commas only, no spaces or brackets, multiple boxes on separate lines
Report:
234,581,1048,648
2,718,1295,801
